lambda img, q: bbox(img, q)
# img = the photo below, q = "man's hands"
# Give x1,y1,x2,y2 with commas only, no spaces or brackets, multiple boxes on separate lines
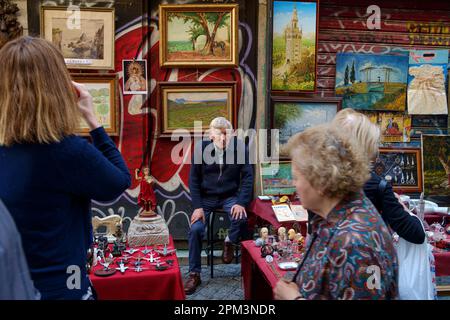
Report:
231,204,247,220
190,204,246,226
190,208,205,225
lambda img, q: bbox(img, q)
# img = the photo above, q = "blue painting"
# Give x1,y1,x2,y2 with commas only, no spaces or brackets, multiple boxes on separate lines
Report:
335,53,409,111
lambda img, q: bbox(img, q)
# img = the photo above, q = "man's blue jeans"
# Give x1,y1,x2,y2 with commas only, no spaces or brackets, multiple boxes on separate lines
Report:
188,196,248,273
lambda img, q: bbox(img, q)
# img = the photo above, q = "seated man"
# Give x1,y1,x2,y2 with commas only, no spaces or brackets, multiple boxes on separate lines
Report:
184,117,254,295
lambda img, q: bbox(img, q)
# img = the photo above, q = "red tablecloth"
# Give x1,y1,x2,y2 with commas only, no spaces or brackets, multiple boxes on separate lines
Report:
248,199,308,236
89,237,185,300
241,240,288,300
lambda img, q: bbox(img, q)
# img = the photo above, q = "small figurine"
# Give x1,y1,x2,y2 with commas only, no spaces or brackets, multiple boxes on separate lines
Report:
260,227,269,242
255,227,269,247
115,261,128,274
154,244,176,257
287,229,296,241
113,222,126,243
96,235,109,252
111,241,123,257
94,255,116,277
261,244,274,258
133,265,148,273
135,167,157,217
145,252,160,264
124,248,140,255
278,227,287,242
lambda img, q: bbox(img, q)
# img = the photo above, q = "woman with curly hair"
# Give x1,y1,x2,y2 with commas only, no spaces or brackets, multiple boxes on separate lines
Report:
274,124,398,300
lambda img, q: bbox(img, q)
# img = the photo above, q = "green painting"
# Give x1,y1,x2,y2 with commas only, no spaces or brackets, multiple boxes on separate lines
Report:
422,135,450,200
261,161,296,195
167,91,229,129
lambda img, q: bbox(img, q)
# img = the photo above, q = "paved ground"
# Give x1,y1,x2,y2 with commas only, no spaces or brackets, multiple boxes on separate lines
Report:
179,264,244,300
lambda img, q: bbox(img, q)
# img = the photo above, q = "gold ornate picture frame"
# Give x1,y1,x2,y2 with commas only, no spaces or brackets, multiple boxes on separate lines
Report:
71,73,120,136
159,4,239,68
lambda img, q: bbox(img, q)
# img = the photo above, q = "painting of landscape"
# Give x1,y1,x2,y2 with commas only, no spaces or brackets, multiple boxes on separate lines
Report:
274,101,338,145
335,53,409,111
422,135,450,200
159,83,235,135
159,4,238,67
52,18,104,59
41,7,114,69
260,161,296,196
271,1,318,91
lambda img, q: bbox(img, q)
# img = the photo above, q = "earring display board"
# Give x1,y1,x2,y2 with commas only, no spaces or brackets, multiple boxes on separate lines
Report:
374,148,423,193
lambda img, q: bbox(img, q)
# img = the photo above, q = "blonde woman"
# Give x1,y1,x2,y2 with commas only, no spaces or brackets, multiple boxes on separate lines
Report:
274,124,397,299
332,109,425,244
0,37,131,299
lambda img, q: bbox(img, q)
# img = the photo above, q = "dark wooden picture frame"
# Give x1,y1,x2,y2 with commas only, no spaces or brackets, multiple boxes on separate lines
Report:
375,147,423,193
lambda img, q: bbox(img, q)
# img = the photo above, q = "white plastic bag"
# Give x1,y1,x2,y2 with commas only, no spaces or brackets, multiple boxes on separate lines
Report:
395,215,436,300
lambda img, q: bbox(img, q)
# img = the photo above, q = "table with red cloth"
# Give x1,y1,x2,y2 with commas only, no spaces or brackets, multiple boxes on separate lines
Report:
248,199,308,236
241,214,450,299
89,237,185,300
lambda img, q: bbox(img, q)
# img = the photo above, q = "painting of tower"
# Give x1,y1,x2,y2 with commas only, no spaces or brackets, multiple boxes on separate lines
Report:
272,1,318,91
284,6,302,65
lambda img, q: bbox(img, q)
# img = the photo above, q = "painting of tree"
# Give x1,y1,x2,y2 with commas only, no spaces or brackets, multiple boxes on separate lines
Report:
159,4,238,67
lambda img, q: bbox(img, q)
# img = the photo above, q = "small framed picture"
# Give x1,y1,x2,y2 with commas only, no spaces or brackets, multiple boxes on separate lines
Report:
122,60,148,95
71,73,119,136
260,161,296,196
40,6,115,70
374,148,423,193
157,81,236,136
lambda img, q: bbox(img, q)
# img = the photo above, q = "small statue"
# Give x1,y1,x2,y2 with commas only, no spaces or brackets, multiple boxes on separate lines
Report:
111,241,123,257
254,227,269,247
278,227,287,242
135,167,157,217
288,229,296,241
113,222,126,243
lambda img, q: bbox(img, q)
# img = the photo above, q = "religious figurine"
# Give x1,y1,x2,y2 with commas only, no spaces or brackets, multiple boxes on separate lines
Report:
127,168,169,246
135,167,157,217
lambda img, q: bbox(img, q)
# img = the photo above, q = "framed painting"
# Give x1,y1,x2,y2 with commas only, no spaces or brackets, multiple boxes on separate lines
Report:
421,135,450,199
335,53,408,111
374,148,422,193
270,0,319,92
159,4,238,68
379,112,411,143
40,6,115,70
260,161,296,196
157,82,236,136
271,97,341,156
71,73,119,136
